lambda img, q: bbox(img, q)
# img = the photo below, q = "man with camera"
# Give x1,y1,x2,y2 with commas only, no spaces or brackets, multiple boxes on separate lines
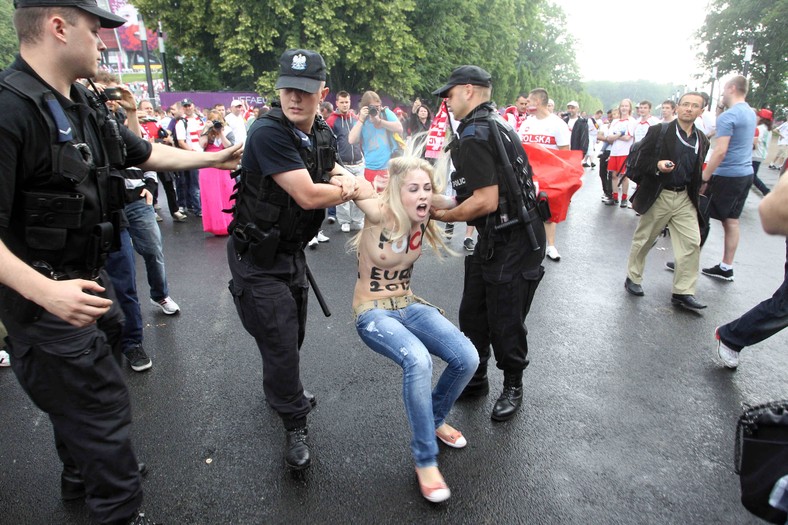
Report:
348,90,403,192
227,49,360,471
624,92,709,310
430,66,546,422
0,2,241,522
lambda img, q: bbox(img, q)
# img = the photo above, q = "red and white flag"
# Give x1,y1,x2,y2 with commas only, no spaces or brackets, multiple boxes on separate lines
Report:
425,100,450,159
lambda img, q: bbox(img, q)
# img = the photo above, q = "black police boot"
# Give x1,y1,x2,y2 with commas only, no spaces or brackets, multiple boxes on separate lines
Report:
62,463,148,501
285,426,311,470
491,372,523,422
458,364,489,399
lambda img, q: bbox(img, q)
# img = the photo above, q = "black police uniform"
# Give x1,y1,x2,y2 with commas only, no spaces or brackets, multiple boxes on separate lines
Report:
0,56,152,524
450,103,546,383
227,107,336,431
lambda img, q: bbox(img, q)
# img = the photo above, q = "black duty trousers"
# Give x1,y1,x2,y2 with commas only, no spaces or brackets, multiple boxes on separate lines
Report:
2,270,142,524
227,240,312,430
459,226,545,375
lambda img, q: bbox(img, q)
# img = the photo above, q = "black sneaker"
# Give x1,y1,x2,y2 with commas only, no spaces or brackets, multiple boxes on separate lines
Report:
602,196,615,205
463,237,475,251
665,261,675,272
444,223,454,240
702,264,734,281
123,345,152,372
619,198,628,208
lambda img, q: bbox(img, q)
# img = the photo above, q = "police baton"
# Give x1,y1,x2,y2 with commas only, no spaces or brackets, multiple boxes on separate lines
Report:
305,262,331,317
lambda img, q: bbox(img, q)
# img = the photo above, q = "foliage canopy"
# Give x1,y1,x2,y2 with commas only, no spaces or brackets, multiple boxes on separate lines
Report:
133,0,602,109
697,0,788,112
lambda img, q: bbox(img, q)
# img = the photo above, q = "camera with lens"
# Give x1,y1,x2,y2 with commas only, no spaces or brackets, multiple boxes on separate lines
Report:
367,105,379,117
212,120,223,129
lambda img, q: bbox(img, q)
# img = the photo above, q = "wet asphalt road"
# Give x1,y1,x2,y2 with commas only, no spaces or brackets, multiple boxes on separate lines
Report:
1,165,786,525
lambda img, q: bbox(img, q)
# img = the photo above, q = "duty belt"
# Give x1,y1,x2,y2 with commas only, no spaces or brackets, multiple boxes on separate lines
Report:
353,294,444,319
31,260,100,281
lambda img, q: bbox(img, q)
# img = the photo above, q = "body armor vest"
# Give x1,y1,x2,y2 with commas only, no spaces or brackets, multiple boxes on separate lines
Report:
452,104,539,225
230,108,337,249
0,69,125,274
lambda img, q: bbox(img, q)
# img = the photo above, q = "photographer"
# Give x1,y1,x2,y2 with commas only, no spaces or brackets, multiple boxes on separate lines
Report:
348,90,403,192
198,111,235,235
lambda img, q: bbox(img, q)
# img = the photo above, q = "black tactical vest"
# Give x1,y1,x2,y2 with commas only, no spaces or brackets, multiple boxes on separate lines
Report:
0,69,125,274
452,103,538,227
230,108,337,248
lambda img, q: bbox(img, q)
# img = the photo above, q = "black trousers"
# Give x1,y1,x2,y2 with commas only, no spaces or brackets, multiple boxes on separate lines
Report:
1,270,142,524
227,240,312,430
599,149,612,197
459,226,545,375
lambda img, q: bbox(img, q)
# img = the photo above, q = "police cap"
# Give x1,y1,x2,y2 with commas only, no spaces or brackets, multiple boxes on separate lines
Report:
432,65,492,98
14,0,126,28
274,49,327,94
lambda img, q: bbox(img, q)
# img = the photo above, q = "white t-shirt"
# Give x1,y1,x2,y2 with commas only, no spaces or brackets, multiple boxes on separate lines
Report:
175,115,205,152
518,114,570,150
694,111,716,136
605,117,636,156
753,123,769,162
633,116,660,143
225,112,247,146
777,122,788,146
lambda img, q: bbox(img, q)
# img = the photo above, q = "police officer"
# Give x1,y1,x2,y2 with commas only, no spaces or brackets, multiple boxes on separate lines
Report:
227,49,360,471
430,66,546,422
0,2,241,523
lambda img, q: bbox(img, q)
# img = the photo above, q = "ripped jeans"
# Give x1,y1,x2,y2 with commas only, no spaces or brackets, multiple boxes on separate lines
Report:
355,303,478,467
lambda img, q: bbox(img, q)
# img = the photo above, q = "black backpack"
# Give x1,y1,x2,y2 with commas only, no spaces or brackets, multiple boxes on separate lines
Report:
625,123,668,184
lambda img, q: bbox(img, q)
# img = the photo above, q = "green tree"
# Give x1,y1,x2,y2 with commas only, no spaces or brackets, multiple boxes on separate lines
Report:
0,0,18,68
134,0,601,111
697,0,788,112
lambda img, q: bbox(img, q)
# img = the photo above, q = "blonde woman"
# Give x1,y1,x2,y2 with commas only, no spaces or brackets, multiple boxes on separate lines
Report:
349,156,478,503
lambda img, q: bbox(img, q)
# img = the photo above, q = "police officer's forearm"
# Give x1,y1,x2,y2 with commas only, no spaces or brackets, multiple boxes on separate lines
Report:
436,186,498,223
140,142,242,172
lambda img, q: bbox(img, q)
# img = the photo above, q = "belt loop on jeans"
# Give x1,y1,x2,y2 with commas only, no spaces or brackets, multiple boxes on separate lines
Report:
352,294,445,319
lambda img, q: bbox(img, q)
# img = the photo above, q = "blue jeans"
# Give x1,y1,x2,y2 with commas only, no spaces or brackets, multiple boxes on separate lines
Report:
719,239,788,351
124,199,169,301
355,303,478,467
176,169,201,213
104,229,142,350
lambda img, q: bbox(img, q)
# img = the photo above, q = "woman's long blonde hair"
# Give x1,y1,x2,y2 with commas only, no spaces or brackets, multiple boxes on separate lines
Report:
349,134,452,255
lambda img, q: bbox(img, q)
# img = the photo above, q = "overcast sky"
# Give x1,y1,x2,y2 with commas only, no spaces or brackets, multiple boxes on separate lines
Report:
551,0,712,87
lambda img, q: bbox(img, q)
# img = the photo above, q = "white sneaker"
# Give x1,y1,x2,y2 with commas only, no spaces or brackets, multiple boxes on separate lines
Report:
173,211,187,222
308,236,319,249
316,230,330,243
340,223,351,233
151,296,180,315
545,246,561,261
0,350,10,367
715,327,739,369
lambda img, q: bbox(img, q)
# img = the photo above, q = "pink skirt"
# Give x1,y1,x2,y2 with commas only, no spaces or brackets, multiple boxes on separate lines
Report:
198,167,234,235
